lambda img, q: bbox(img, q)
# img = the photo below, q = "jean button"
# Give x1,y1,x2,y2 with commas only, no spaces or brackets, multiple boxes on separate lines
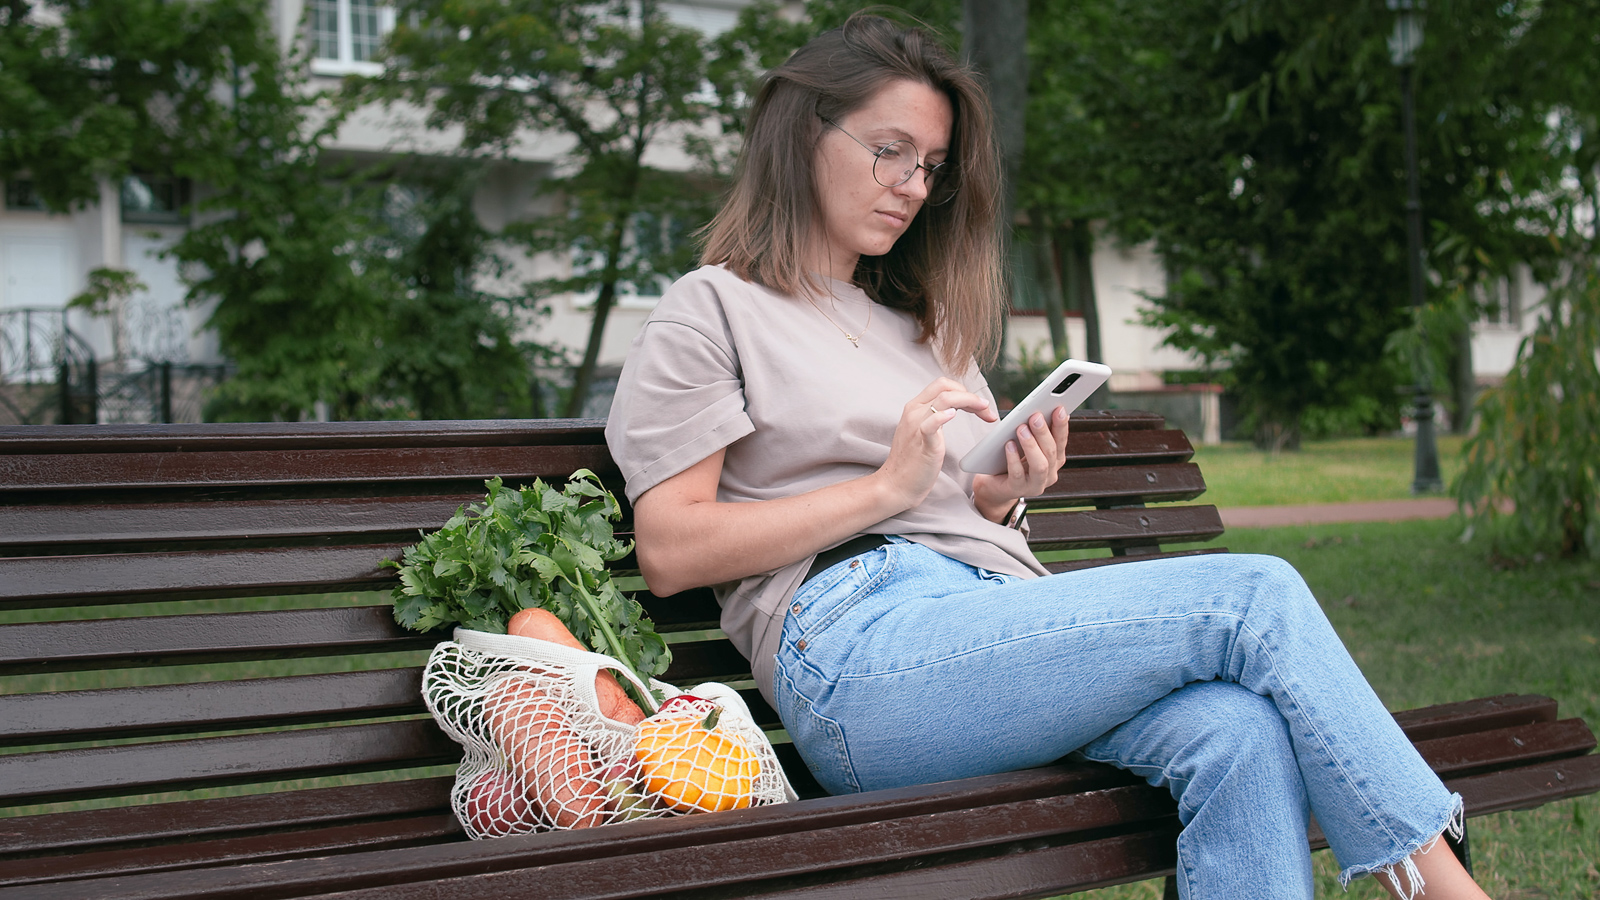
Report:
849,560,860,569
797,639,808,651
790,602,802,614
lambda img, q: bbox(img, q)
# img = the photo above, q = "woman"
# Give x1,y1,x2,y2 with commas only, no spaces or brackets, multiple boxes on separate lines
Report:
605,15,1489,900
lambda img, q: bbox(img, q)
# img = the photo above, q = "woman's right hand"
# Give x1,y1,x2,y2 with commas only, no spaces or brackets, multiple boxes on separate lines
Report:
633,378,995,596
874,377,998,511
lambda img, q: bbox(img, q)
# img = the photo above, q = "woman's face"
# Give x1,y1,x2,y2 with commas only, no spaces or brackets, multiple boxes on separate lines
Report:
810,79,954,279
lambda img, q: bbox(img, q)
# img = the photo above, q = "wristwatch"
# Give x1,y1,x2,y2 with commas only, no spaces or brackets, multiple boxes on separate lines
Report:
1004,497,1028,530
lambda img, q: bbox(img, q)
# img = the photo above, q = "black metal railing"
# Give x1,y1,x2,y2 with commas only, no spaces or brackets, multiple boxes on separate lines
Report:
1,308,229,424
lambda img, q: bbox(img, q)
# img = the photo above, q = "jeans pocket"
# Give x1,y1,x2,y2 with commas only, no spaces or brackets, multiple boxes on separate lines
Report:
788,545,895,645
773,661,860,794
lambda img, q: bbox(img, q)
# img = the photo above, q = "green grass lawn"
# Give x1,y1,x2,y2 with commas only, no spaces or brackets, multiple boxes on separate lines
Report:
1073,517,1600,900
1188,434,1468,507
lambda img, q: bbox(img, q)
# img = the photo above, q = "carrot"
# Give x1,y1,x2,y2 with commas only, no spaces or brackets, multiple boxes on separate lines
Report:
507,608,647,726
484,676,609,829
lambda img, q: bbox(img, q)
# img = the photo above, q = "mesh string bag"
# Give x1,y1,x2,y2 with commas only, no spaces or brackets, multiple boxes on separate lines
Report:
423,628,794,838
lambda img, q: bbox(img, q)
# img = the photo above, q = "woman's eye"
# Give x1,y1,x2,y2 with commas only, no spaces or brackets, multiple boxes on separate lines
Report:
877,144,908,161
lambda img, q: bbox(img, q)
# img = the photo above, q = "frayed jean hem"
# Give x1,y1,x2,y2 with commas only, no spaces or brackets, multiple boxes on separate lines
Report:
1337,793,1465,899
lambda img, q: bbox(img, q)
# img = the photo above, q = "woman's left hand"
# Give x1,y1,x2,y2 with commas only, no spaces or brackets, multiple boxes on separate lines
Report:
971,405,1071,524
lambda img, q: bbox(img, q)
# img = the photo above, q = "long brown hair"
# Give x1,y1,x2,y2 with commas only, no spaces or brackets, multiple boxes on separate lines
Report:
699,13,1004,370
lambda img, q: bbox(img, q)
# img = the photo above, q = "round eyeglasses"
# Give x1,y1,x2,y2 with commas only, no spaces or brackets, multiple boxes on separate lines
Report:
821,117,958,206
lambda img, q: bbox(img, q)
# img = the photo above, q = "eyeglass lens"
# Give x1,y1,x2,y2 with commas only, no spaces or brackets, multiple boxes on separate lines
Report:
873,142,956,204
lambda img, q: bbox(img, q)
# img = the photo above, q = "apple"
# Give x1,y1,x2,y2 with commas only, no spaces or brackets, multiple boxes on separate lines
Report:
461,768,537,838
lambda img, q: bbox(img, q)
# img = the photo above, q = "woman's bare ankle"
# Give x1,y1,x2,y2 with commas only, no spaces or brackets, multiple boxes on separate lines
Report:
1376,836,1492,900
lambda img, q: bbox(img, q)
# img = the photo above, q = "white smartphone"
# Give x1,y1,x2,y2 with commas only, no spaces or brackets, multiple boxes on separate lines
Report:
958,358,1112,474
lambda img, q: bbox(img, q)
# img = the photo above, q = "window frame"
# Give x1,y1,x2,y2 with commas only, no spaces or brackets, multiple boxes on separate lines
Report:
308,0,395,77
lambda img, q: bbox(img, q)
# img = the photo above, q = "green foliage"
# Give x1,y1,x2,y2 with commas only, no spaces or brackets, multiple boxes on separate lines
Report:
0,0,280,211
4,1,555,423
365,163,563,420
368,0,724,416
1026,0,1586,447
1457,256,1600,559
391,472,671,689
67,267,148,317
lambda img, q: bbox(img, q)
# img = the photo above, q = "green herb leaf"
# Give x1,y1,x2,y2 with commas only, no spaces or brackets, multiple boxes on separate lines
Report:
389,472,672,699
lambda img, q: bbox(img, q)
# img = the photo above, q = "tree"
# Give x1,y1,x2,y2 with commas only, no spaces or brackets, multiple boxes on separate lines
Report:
2,0,548,422
1028,0,1575,448
1453,0,1600,560
374,0,722,417
368,162,559,420
1456,254,1599,559
1,0,271,211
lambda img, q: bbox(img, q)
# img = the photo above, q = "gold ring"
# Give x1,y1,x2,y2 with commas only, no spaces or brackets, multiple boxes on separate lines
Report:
929,405,940,415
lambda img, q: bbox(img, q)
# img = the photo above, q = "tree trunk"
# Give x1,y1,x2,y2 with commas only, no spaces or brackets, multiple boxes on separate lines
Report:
564,213,630,418
963,0,1027,375
1057,219,1108,408
563,277,617,417
1030,211,1068,360
1451,323,1475,434
962,0,1027,226
564,174,638,418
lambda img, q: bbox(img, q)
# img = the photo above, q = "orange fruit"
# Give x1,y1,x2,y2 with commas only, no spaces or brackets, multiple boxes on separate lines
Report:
633,704,758,814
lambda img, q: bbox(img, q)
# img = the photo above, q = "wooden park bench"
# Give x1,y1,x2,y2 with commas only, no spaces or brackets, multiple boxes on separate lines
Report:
2,412,1596,900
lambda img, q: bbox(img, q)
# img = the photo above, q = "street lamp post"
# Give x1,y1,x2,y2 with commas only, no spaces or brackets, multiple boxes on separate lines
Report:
1389,0,1443,494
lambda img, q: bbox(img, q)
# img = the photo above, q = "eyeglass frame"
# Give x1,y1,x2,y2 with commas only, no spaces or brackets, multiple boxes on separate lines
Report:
819,116,957,205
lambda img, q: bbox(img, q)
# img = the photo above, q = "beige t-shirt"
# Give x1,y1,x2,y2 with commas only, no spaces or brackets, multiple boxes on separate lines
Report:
604,265,1047,704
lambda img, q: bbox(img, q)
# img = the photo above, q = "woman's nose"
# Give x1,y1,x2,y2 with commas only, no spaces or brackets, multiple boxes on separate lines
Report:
894,169,931,202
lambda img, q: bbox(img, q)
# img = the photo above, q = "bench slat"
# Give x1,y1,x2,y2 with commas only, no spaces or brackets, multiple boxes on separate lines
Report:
1393,693,1556,740
0,545,408,608
0,607,425,675
0,496,478,554
0,471,1203,558
1025,505,1224,552
660,639,756,686
1448,753,1600,817
0,445,615,493
637,588,723,628
1415,719,1597,776
310,788,1181,900
0,670,425,747
0,815,459,889
0,778,453,857
0,420,610,454
0,720,461,806
1030,462,1208,510
1057,428,1195,468
0,764,1156,900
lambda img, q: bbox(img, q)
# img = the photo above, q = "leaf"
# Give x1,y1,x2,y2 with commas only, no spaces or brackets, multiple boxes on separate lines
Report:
388,474,672,689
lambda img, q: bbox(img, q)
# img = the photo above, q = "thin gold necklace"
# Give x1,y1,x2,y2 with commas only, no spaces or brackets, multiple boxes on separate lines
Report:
805,290,872,348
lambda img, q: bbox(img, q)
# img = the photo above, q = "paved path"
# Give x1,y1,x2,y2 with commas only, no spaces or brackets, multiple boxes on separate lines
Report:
1219,497,1457,529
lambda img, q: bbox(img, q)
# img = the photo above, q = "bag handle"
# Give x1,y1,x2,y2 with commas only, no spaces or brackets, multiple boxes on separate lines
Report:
452,627,659,703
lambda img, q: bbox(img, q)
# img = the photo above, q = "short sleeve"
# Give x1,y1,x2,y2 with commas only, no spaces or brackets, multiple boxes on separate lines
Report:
604,280,756,504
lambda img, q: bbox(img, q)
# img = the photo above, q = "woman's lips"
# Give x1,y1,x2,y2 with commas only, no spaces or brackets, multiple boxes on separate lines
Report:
876,209,908,227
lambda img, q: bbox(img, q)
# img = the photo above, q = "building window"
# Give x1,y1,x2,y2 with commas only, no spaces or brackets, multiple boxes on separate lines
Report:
570,212,692,310
4,179,46,211
121,174,191,224
310,0,394,75
1477,274,1522,330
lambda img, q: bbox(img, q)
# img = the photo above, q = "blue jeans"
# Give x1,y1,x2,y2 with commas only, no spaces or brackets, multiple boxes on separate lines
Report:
772,539,1461,899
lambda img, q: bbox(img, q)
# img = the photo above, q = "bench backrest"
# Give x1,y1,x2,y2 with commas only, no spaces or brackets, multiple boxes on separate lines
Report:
0,411,1221,818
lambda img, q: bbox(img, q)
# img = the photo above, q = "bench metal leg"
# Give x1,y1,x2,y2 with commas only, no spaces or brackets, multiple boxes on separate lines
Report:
1162,874,1179,899
1444,818,1473,875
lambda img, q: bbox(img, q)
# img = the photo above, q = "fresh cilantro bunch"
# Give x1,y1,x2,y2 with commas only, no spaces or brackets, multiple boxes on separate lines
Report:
390,471,671,689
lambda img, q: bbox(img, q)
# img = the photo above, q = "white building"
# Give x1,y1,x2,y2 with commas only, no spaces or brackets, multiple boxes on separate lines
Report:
0,0,1542,431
